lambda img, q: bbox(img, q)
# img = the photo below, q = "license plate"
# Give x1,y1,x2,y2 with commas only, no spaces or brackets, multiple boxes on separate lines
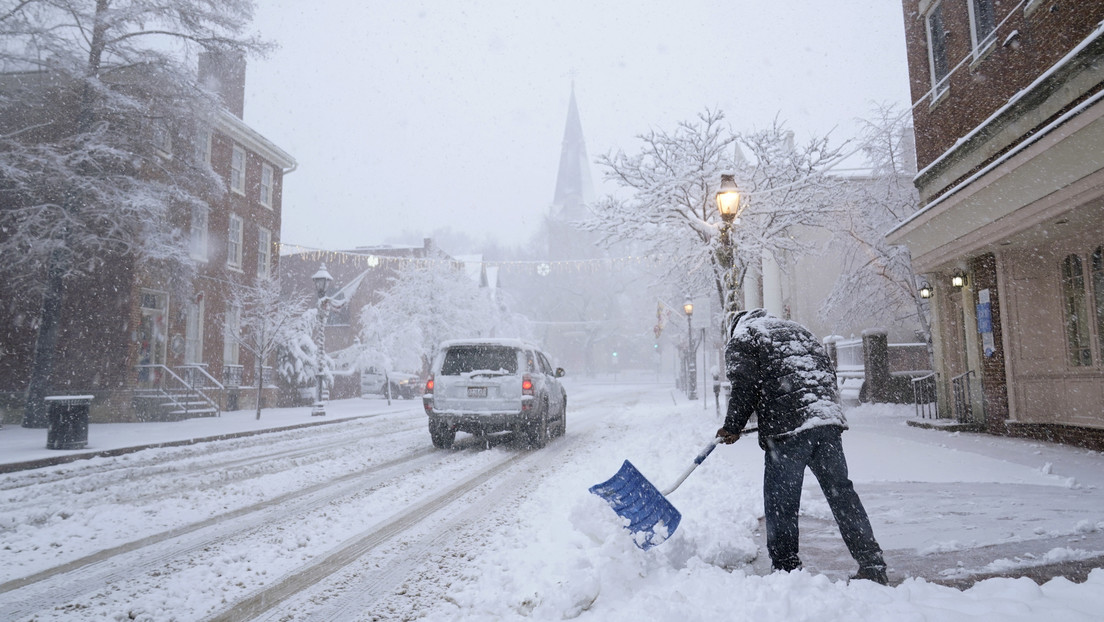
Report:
468,387,487,398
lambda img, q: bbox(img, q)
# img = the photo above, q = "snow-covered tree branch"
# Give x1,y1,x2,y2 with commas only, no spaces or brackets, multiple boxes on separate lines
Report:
358,262,523,377
0,0,271,292
584,108,845,331
229,275,308,419
819,104,930,345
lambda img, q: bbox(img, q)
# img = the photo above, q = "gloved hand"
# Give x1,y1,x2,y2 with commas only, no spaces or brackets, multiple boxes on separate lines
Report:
716,427,741,444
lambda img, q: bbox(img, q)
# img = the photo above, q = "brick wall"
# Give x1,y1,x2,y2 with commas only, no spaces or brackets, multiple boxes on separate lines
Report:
904,0,1104,169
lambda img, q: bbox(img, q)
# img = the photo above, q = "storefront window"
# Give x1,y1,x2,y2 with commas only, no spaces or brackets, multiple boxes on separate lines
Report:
1061,254,1092,367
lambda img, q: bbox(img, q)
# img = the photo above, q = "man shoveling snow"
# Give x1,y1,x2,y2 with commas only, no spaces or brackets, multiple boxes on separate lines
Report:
716,309,888,585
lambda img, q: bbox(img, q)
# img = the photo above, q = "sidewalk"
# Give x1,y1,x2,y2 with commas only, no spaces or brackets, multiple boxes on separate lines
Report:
0,397,418,473
749,514,1104,588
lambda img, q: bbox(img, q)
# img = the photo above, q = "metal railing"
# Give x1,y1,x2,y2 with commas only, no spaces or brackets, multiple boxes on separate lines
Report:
912,372,938,419
223,364,244,388
951,369,975,423
134,364,220,418
179,364,225,391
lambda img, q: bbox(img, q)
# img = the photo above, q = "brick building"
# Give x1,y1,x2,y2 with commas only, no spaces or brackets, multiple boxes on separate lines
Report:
889,1,1104,442
0,53,296,423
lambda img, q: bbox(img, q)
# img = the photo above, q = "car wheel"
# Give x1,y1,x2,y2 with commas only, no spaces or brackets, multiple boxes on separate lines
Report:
528,399,550,448
429,421,455,449
557,395,567,437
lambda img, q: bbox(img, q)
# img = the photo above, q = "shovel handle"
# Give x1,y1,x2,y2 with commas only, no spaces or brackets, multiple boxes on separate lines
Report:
661,427,758,496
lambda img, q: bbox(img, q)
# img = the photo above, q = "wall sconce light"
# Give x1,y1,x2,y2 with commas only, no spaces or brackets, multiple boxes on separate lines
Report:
918,282,933,299
951,270,968,289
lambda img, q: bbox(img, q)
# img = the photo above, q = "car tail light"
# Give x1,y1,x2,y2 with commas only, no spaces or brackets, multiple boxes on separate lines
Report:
423,375,434,415
521,374,534,411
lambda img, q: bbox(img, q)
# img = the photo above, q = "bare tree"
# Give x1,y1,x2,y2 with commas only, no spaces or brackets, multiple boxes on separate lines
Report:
819,105,929,343
229,276,308,419
0,0,270,425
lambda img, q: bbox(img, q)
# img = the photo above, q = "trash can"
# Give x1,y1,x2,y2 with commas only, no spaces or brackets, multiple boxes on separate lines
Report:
45,395,92,450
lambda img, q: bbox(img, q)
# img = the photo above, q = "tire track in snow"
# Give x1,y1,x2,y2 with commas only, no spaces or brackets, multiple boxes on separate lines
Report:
0,445,445,618
204,449,532,622
242,405,606,621
296,428,589,621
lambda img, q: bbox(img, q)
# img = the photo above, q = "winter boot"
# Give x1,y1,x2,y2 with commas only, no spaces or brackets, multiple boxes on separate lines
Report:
850,565,888,585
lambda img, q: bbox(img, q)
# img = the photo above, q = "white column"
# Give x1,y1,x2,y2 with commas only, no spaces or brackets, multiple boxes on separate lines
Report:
762,250,784,316
743,257,762,311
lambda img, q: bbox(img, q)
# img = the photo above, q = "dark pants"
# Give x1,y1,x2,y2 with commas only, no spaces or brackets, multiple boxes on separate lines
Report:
763,425,884,572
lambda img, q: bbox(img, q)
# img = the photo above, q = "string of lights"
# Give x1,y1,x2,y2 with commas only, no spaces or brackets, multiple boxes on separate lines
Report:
278,243,673,275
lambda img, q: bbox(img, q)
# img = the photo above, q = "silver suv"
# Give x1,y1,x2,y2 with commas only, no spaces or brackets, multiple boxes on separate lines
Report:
422,339,566,449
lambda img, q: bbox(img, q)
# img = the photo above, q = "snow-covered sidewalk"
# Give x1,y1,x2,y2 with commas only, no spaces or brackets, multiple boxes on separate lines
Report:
0,397,412,472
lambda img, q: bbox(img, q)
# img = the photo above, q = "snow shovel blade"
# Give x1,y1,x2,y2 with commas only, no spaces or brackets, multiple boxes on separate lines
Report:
588,460,681,550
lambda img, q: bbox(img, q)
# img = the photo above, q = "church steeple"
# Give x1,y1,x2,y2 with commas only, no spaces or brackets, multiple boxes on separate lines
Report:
551,84,595,221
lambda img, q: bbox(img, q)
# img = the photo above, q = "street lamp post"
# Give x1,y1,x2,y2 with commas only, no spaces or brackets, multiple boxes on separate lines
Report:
684,297,697,400
713,175,745,414
715,174,745,331
311,263,333,417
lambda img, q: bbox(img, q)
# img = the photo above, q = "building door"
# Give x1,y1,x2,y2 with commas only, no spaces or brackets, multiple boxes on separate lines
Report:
137,290,168,387
943,287,978,421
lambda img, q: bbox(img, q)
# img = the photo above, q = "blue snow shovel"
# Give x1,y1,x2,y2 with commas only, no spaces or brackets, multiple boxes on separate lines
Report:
589,428,756,550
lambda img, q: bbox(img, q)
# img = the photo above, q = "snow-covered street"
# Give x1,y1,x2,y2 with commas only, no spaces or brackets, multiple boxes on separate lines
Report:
2,375,1104,621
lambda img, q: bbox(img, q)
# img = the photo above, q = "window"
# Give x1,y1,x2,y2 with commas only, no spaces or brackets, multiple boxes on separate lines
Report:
1061,254,1092,367
257,226,272,279
439,345,519,376
223,304,241,367
260,163,274,208
968,0,997,58
152,120,172,157
925,2,950,100
230,144,246,194
190,204,208,262
538,352,554,375
227,214,243,269
194,127,211,165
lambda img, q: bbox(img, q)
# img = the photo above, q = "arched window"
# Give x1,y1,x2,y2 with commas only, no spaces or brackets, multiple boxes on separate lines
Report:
1061,254,1092,367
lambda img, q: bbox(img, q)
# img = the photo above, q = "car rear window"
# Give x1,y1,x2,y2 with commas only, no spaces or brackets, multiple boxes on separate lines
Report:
440,345,519,376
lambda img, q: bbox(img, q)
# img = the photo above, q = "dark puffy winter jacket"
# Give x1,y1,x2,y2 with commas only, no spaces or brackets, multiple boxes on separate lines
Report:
723,309,846,447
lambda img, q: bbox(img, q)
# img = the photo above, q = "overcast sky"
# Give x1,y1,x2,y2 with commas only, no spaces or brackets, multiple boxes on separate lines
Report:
245,1,912,254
